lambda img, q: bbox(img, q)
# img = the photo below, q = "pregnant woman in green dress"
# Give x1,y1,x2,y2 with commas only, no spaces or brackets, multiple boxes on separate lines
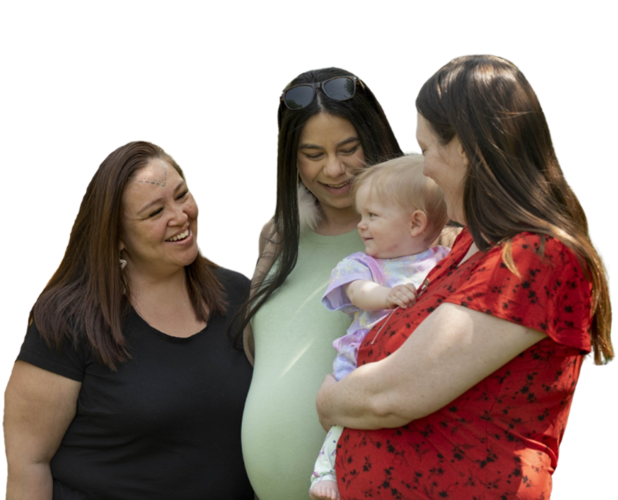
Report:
242,66,402,500
239,68,403,499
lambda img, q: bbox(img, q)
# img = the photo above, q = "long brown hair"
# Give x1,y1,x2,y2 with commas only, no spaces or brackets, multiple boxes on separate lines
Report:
416,55,612,364
30,141,227,369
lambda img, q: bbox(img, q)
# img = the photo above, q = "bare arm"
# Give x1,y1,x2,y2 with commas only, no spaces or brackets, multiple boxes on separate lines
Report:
345,280,417,311
4,361,81,499
316,303,546,430
243,219,278,366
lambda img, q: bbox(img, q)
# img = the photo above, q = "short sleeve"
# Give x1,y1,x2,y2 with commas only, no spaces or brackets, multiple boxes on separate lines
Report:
17,322,88,382
322,253,378,314
445,234,592,351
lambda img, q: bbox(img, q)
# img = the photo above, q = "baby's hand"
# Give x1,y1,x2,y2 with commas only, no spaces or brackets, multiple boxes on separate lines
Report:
385,283,417,309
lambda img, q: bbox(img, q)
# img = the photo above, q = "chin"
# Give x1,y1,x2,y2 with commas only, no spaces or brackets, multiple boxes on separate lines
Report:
181,248,200,268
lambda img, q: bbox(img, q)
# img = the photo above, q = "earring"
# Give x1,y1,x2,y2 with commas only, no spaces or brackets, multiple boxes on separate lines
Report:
120,252,127,270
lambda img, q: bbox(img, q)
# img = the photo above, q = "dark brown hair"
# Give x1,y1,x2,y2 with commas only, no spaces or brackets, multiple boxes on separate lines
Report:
237,67,403,335
416,55,612,364
30,141,227,369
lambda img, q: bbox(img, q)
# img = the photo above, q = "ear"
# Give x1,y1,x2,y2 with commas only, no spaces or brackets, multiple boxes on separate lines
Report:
409,210,428,238
454,135,470,167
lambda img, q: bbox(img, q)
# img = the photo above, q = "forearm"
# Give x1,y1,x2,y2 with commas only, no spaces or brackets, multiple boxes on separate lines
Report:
317,304,547,431
345,280,390,311
6,462,53,500
316,364,412,431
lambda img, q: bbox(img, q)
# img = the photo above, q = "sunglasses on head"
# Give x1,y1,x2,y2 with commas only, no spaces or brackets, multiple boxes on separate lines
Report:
280,76,361,110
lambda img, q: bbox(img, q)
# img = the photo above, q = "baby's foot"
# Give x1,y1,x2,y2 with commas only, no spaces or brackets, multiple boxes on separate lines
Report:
309,479,339,500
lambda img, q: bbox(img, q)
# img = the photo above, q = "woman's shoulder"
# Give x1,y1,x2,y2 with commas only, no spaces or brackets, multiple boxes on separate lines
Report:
214,267,250,294
18,320,88,382
259,218,279,254
507,232,583,268
460,232,587,289
260,219,277,239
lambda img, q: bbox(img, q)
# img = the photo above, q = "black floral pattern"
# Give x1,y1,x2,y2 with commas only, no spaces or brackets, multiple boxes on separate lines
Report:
336,230,592,499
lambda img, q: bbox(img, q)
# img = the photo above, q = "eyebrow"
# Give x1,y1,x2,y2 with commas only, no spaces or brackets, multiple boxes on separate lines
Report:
299,136,360,150
136,180,186,215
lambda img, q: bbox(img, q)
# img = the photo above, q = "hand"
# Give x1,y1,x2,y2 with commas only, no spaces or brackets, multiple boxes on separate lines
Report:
316,374,338,431
385,283,417,309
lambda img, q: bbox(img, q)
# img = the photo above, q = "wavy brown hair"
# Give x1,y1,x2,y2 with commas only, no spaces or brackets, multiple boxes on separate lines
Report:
30,141,227,370
416,55,612,364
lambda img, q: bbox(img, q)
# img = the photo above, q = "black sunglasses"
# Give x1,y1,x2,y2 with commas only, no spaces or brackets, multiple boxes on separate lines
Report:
280,76,361,110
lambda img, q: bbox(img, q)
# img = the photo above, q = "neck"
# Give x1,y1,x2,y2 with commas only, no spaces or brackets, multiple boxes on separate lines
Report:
126,266,189,310
314,204,360,236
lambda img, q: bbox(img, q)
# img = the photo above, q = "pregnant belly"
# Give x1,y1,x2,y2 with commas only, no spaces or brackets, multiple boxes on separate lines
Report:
241,355,332,500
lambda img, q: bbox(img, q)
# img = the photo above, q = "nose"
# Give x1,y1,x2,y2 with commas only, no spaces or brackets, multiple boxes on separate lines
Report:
169,204,189,225
323,157,346,178
357,219,367,231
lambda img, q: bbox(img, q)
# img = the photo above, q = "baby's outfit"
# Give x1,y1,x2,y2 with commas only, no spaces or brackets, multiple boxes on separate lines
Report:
311,246,449,487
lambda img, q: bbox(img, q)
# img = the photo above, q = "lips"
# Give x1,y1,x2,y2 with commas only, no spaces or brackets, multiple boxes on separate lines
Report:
166,229,190,242
322,178,353,188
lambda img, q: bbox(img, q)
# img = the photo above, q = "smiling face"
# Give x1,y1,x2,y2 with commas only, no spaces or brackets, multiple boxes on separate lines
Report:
297,113,365,225
355,183,428,259
416,113,468,225
119,159,199,279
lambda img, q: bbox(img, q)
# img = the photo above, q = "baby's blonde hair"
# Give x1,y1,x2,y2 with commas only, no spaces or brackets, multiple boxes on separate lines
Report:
353,154,448,243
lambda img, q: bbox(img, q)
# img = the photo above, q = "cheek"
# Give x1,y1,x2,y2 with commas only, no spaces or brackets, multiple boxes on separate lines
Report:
296,157,313,181
422,155,445,185
351,149,365,168
189,199,199,219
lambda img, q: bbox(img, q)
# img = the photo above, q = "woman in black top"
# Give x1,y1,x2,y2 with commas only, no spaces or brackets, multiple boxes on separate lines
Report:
4,141,254,499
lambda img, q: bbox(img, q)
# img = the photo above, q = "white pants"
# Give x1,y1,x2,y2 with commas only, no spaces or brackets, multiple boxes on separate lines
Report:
310,425,344,487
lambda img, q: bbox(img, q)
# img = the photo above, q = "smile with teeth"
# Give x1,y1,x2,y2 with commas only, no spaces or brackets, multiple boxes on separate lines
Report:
322,179,352,188
167,229,190,242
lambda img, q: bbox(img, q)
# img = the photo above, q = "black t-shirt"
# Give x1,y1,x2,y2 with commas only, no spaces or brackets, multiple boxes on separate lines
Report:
18,268,254,500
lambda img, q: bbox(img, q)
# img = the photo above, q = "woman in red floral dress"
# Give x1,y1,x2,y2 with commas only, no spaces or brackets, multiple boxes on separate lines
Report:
316,55,613,499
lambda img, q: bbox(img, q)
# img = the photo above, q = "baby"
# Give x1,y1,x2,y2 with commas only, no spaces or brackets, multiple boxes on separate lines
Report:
309,154,449,500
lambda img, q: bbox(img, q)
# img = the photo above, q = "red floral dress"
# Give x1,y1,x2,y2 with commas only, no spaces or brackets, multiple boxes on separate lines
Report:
336,230,592,499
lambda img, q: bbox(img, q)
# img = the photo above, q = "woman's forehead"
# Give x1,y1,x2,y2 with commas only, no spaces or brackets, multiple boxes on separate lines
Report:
133,159,170,188
122,160,184,210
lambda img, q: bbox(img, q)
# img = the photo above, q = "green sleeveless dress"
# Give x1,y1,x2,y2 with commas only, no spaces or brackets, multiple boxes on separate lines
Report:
241,228,362,499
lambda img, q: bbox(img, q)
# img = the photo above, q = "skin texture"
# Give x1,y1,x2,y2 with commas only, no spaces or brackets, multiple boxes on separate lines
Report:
310,479,339,500
297,113,365,235
344,280,417,311
416,113,468,225
4,362,81,500
316,303,547,431
355,183,429,259
120,160,207,338
120,160,199,281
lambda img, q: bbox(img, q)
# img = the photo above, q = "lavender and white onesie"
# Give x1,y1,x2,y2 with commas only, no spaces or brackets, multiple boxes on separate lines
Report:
311,246,449,487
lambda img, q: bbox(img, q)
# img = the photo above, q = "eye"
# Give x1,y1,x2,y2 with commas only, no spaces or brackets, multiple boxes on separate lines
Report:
305,152,323,160
369,212,377,218
177,190,189,200
341,144,360,155
148,207,163,218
